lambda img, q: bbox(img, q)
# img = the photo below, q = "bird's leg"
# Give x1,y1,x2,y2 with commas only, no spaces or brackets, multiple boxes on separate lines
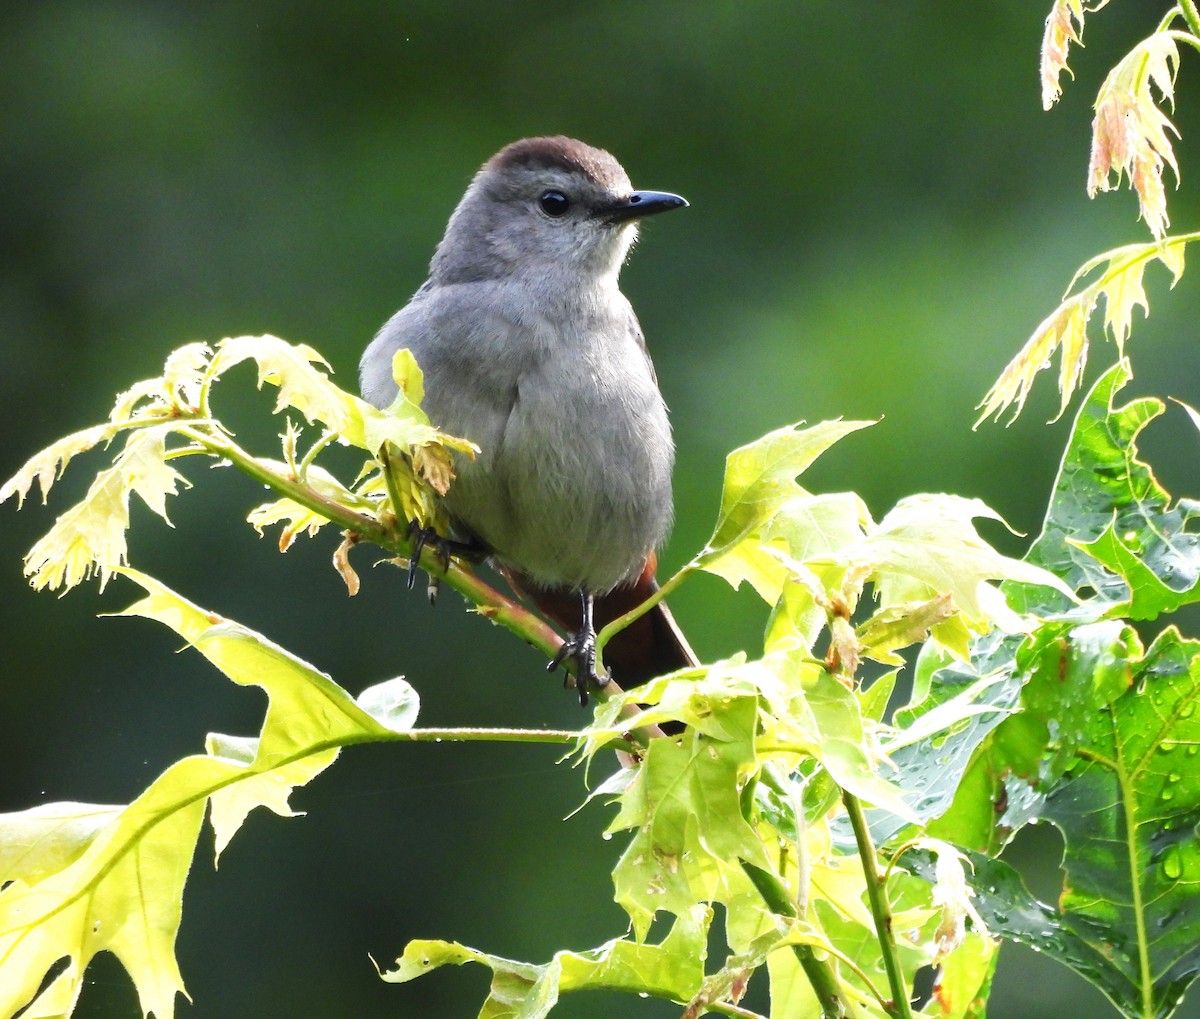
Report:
547,590,611,706
406,520,488,592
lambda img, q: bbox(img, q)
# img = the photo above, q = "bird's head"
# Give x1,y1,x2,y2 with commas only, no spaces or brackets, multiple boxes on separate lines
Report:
431,136,687,286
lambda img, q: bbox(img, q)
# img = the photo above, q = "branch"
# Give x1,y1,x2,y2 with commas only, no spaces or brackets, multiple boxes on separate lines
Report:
739,861,856,1019
1179,0,1200,40
843,792,913,1019
187,424,669,746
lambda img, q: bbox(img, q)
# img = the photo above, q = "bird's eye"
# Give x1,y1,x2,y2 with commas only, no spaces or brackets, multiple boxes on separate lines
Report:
538,190,570,217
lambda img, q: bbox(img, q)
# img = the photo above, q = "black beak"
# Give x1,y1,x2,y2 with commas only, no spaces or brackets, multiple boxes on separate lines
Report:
599,190,688,224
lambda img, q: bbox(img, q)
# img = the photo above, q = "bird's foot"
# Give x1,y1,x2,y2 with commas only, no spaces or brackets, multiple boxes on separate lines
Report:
548,622,611,707
406,521,487,600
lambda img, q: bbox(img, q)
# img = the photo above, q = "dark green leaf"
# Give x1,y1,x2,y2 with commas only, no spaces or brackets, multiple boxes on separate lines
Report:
1012,360,1200,619
932,628,1200,1019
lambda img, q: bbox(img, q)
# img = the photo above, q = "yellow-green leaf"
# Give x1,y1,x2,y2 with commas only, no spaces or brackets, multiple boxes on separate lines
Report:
0,423,125,509
699,423,873,605
860,495,1072,634
978,235,1193,424
708,421,874,553
381,906,709,1016
20,425,188,591
0,570,419,1019
209,335,346,426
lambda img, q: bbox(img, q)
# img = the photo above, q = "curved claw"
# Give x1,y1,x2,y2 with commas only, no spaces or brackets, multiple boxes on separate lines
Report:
406,523,431,591
404,522,488,592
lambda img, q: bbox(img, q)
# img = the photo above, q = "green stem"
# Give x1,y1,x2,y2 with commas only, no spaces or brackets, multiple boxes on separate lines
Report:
1166,27,1200,56
186,427,390,540
378,446,409,525
594,561,696,656
1178,0,1200,39
843,792,912,1019
374,725,580,745
183,426,564,664
297,430,337,477
740,861,853,1019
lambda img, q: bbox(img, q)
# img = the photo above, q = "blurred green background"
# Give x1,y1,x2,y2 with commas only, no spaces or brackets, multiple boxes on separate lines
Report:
3,3,1199,1017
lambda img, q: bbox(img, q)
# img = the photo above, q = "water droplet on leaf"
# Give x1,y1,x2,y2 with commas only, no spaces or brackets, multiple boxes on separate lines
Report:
1162,847,1183,881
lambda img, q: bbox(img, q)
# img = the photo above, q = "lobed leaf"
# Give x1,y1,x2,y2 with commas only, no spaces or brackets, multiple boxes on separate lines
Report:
1013,360,1200,619
0,570,418,1019
602,682,770,938
1040,0,1094,111
381,906,710,1017
977,237,1191,424
19,425,189,591
0,422,127,509
938,625,1200,1019
0,803,123,887
208,336,475,461
4,335,482,597
858,494,1072,651
701,420,875,595
1088,31,1181,239
0,343,214,512
209,335,345,428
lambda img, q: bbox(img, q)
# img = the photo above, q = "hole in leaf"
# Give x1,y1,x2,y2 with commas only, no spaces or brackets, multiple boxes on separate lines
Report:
999,819,1066,904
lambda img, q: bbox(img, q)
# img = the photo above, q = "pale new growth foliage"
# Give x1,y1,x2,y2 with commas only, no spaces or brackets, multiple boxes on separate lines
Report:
1088,31,1182,240
1041,1,1182,239
978,237,1189,423
1041,0,1093,111
695,424,1070,659
988,5,1200,424
0,336,476,594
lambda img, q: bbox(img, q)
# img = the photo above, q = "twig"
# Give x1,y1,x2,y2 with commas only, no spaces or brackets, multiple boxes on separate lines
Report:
739,861,853,1019
842,792,912,1019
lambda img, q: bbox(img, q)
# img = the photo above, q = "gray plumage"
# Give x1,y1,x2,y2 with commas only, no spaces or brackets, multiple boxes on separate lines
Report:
360,136,683,595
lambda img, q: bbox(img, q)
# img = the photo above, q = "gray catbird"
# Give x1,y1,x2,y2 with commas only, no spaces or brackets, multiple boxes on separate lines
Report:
360,136,695,703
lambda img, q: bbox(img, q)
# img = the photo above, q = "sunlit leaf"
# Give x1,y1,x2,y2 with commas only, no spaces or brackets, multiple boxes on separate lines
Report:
19,425,188,591
381,906,709,1017
978,238,1191,423
207,336,477,467
0,803,123,887
760,493,1070,664
858,494,1072,646
246,462,360,550
0,570,419,1019
209,335,345,427
0,423,126,509
709,421,864,547
801,666,917,823
1040,0,1095,111
855,594,956,666
1089,31,1181,239
699,421,874,603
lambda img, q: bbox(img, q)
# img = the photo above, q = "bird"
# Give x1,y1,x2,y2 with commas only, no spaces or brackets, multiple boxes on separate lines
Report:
359,136,695,704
